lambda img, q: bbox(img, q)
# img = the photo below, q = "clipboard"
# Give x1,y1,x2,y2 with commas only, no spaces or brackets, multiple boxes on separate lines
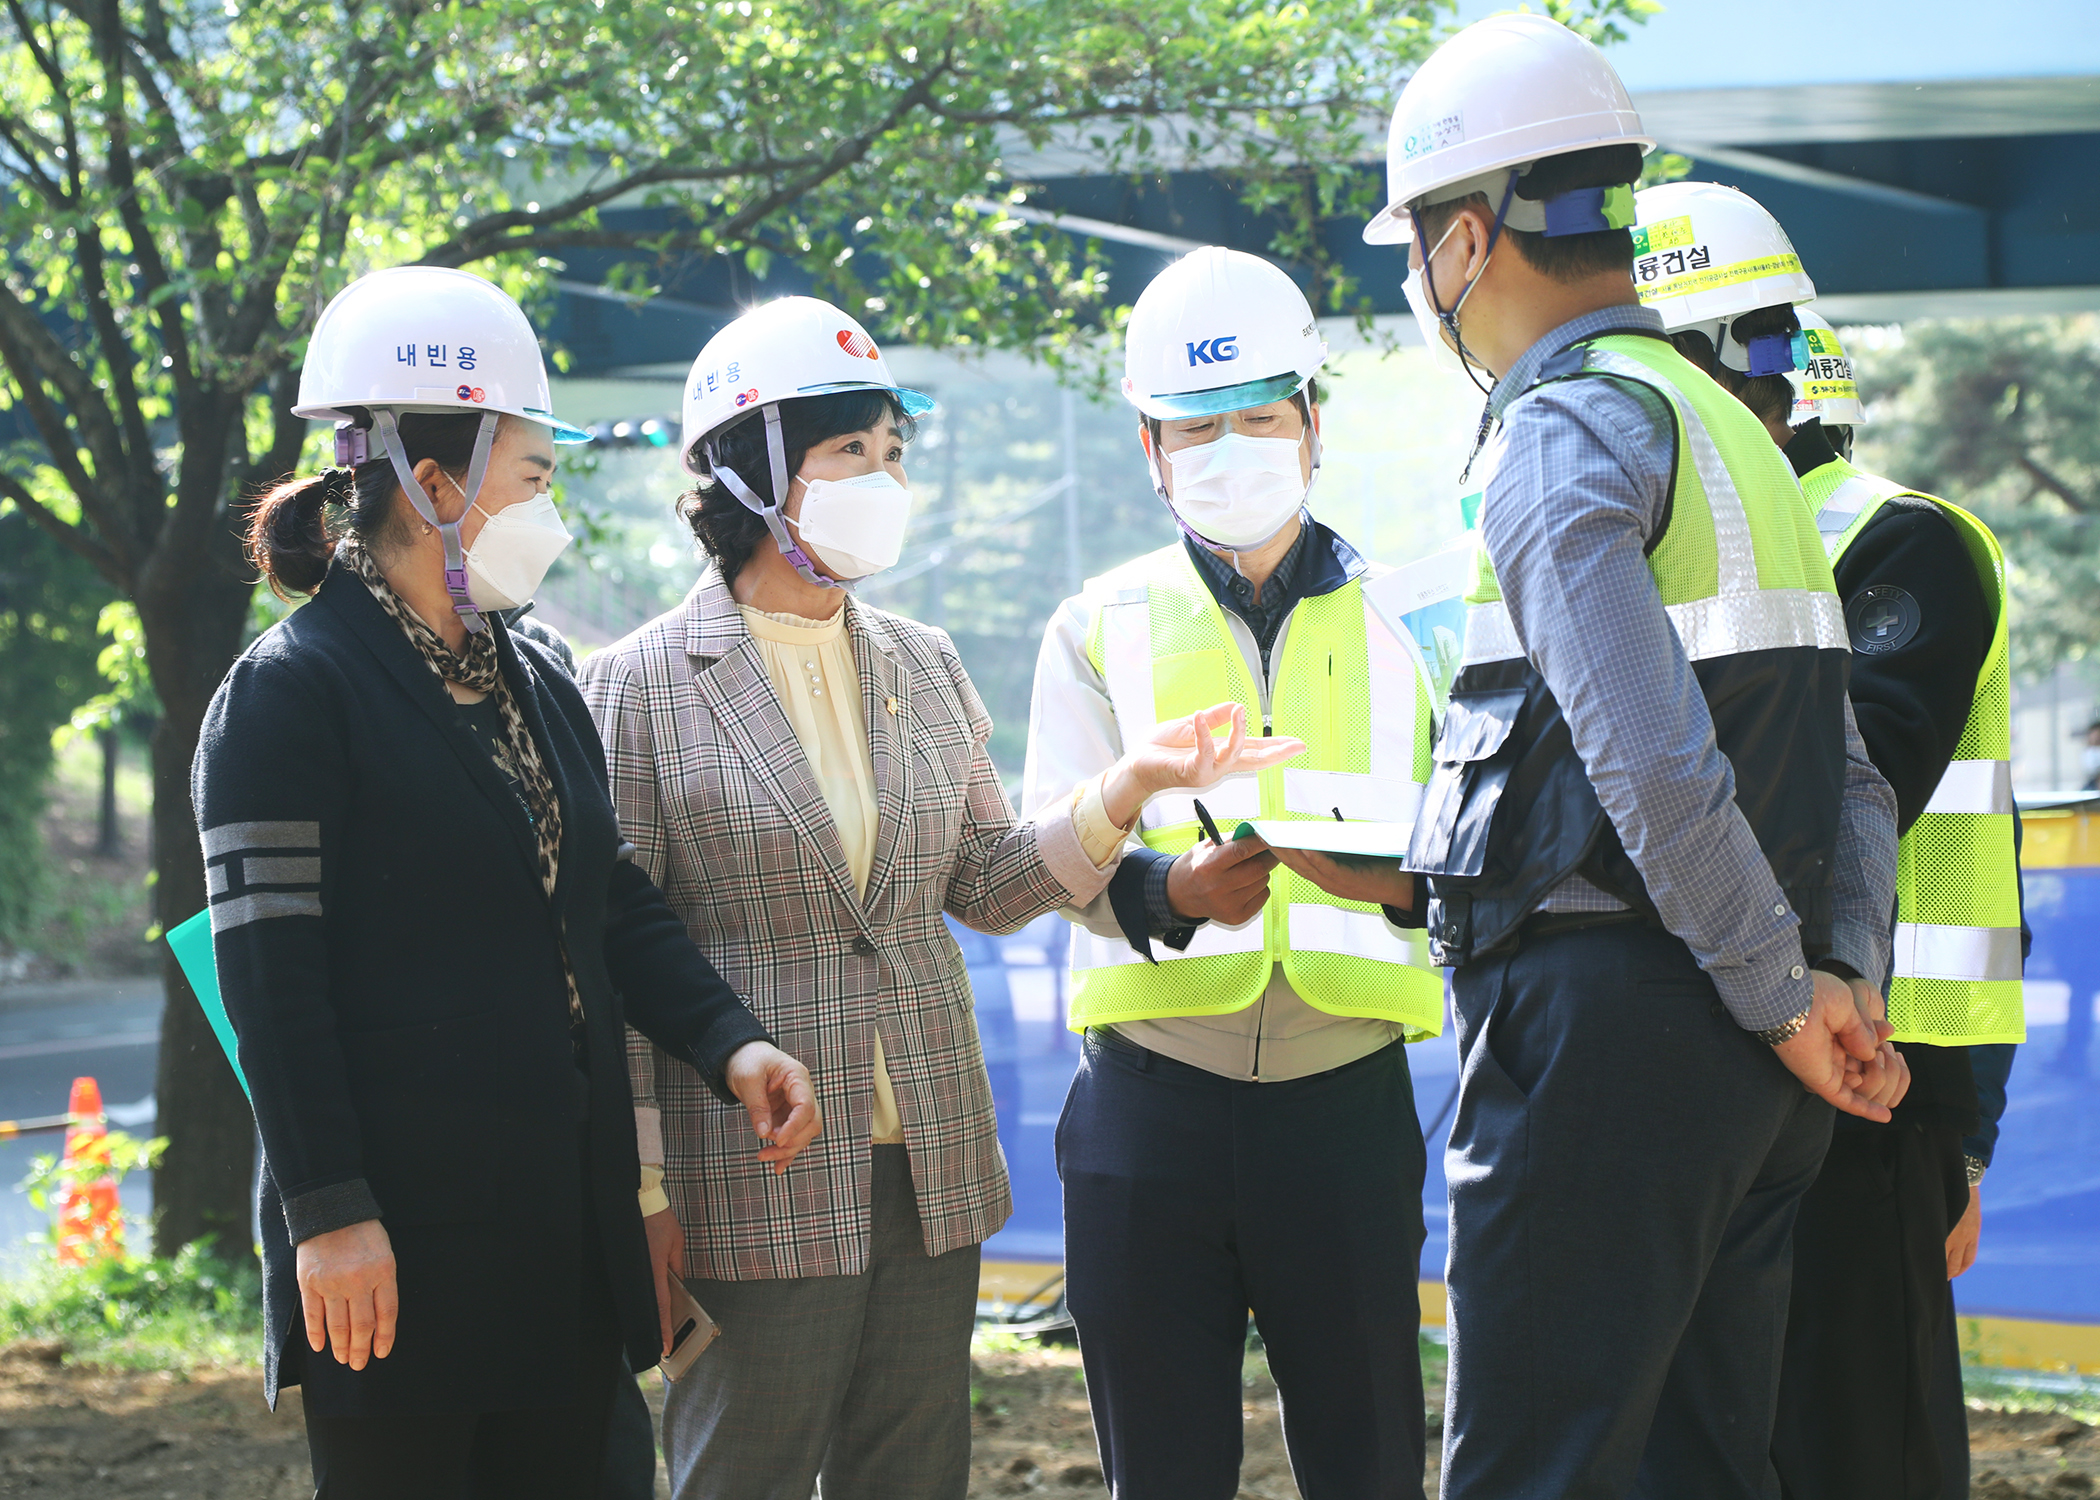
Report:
164,909,250,1099
1233,819,1412,861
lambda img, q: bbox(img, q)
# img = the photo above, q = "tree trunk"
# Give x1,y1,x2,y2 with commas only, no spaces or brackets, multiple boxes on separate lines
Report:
141,536,264,1262
95,728,121,858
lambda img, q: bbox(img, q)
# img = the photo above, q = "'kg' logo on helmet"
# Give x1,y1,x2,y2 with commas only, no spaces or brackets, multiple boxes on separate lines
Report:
456,384,485,403
733,388,760,407
1185,336,1240,366
837,330,880,360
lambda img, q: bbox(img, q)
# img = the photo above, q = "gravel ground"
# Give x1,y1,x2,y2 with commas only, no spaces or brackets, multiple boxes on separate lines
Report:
0,1335,2092,1497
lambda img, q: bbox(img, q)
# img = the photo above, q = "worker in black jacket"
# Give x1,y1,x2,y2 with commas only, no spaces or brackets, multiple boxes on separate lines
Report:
193,266,820,1499
1633,181,2019,1495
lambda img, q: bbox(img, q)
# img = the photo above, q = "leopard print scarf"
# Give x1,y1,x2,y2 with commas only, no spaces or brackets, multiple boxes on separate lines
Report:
341,541,583,1030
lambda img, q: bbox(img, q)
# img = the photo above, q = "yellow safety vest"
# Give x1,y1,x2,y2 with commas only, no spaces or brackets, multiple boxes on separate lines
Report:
1066,544,1446,1037
1810,461,2026,1044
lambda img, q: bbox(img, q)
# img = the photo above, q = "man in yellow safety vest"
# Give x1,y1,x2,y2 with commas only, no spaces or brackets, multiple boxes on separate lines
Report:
1633,179,2025,1500
1021,245,1446,1498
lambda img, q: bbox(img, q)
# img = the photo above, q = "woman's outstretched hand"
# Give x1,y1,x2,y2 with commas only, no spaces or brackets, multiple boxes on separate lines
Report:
1103,702,1305,828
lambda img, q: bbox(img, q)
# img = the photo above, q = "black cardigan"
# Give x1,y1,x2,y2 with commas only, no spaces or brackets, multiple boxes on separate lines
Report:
191,556,770,1413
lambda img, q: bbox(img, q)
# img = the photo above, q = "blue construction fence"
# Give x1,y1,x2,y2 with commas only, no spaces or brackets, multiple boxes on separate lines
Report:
961,880,2100,1328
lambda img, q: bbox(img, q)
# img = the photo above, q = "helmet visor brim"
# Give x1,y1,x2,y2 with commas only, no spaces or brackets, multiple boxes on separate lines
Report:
795,380,938,419
1135,371,1311,420
521,409,595,444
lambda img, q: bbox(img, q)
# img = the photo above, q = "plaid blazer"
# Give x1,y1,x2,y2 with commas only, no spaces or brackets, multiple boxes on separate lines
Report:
577,568,1113,1279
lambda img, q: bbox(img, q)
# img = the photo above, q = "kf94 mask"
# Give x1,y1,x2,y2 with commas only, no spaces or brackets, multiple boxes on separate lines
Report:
1164,432,1309,548
463,494,573,610
789,469,914,579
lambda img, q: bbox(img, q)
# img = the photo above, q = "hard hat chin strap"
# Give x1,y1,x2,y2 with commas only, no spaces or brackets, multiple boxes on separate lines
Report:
372,408,500,634
707,403,847,592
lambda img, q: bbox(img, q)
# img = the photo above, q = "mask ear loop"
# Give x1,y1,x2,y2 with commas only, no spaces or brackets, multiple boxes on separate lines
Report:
1143,407,1313,566
706,404,847,592
1411,168,1519,404
373,409,498,634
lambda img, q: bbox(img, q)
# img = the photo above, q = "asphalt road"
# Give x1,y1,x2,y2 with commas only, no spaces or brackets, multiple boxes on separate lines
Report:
0,978,163,1272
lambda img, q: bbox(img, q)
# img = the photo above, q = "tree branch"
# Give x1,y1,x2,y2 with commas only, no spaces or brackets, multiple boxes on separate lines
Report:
2020,454,2091,514
92,0,196,412
413,152,833,268
0,275,133,501
0,468,125,587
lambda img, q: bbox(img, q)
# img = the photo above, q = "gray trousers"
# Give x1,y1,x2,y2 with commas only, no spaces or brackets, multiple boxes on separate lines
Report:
661,1145,980,1500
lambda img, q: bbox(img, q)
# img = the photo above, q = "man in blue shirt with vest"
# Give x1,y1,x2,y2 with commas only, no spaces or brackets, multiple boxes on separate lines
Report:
1287,15,1908,1500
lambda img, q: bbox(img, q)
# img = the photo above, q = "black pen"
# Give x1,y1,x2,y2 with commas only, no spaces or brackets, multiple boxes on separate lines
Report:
1192,798,1226,847
1332,805,1346,823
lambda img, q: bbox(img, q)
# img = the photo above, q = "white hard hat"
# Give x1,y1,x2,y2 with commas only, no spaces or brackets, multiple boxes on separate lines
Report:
1789,310,1868,428
1122,247,1327,420
1363,13,1653,246
293,266,587,440
1633,181,1817,375
679,296,933,478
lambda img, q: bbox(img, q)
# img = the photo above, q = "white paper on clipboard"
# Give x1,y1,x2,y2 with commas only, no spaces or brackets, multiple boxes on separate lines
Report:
1362,540,1476,711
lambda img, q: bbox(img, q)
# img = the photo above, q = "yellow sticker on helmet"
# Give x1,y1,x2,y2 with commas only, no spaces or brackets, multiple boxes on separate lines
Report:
1635,252,1805,302
1630,215,1695,257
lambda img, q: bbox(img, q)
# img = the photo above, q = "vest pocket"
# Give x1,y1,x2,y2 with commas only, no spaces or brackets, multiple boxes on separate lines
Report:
1407,687,1526,879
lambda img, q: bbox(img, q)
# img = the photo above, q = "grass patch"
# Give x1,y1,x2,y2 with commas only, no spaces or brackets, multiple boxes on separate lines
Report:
1963,1363,2100,1422
0,1244,263,1371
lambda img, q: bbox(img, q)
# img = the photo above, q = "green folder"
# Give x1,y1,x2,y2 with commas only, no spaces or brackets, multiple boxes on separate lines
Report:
165,909,250,1099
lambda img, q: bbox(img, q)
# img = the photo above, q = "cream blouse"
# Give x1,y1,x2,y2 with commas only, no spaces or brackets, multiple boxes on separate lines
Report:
738,603,906,1142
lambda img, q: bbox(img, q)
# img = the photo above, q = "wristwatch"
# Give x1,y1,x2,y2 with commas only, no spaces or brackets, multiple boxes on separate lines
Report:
1965,1155,1987,1187
1756,1005,1812,1046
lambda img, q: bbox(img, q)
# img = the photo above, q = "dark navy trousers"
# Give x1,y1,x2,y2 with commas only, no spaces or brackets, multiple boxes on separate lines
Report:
1058,1029,1428,1500
1441,924,1834,1500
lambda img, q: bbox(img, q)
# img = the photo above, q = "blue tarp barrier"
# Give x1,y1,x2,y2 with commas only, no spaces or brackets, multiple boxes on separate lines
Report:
971,896,2100,1329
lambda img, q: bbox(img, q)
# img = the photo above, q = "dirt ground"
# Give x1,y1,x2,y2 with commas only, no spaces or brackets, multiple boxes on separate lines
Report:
1,1336,2094,1497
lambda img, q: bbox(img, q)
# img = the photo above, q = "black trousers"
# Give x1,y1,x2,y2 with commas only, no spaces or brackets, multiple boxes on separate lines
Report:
1441,924,1834,1500
1058,1029,1429,1500
1771,1120,1971,1500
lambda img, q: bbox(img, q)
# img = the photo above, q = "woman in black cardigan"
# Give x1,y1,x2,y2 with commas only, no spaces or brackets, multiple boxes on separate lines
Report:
193,267,818,1497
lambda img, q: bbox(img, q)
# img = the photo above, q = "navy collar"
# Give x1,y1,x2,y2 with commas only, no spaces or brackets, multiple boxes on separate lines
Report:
1181,516,1364,611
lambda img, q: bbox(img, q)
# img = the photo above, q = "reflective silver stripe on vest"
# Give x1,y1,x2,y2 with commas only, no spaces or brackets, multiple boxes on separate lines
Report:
1284,769,1422,825
1463,589,1843,668
1815,476,1881,553
1922,758,2015,817
1461,599,1523,666
1147,779,1262,832
1098,585,1156,736
1891,923,2024,984
1070,911,1266,970
1666,588,1849,661
1287,904,1420,967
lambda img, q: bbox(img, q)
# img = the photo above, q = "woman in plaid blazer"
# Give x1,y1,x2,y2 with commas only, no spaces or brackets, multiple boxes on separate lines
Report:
577,297,1298,1500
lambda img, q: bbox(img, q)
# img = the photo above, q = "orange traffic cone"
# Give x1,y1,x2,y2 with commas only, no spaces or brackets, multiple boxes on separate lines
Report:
55,1077,124,1264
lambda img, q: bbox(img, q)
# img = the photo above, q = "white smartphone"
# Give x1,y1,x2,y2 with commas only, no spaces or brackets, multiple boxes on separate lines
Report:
659,1273,720,1381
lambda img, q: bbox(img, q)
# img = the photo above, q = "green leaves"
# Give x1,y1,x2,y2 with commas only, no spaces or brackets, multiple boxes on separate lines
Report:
1857,316,2100,675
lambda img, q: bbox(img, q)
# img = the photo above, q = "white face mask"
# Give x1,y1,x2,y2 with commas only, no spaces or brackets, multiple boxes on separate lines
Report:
1163,432,1308,548
463,493,572,611
1404,216,1487,379
2083,743,2100,778
789,469,913,579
